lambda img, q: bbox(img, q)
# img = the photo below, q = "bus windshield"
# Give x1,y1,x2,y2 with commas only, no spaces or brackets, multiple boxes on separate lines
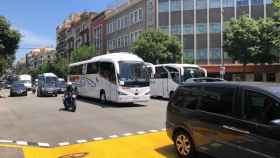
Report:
181,67,206,82
45,77,57,87
118,61,149,87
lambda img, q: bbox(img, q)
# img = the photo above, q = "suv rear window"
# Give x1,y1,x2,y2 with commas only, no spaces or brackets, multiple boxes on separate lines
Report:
199,86,234,116
173,86,200,110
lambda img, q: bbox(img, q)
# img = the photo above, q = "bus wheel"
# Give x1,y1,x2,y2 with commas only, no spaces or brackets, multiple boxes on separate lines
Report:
169,91,175,99
100,92,107,104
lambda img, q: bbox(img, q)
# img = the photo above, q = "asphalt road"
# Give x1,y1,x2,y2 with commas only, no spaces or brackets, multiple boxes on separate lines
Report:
0,92,168,145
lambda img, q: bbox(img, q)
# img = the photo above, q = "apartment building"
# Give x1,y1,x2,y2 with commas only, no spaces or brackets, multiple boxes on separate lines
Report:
25,48,56,68
56,12,97,63
91,10,112,55
106,0,155,53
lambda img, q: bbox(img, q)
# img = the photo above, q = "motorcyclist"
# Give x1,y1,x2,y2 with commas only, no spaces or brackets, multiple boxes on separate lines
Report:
63,82,74,108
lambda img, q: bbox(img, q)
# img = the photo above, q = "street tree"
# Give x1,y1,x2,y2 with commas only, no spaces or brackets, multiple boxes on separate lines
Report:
0,16,21,75
223,15,259,80
131,29,182,64
71,45,96,63
254,18,280,64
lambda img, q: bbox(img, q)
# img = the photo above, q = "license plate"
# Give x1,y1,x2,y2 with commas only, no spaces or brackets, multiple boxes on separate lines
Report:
133,97,139,99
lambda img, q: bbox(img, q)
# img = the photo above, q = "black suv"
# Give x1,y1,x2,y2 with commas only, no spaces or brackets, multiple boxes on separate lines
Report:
167,82,280,158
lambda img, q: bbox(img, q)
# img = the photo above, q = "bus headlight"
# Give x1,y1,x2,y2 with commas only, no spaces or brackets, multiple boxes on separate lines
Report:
118,91,128,95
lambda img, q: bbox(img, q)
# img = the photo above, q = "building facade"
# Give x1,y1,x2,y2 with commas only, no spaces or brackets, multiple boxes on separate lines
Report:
26,48,56,68
157,0,274,65
106,0,154,53
56,12,97,63
91,10,112,55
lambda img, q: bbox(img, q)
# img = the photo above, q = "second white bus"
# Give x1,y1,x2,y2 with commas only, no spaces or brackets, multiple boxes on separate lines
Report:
69,52,151,103
150,64,207,99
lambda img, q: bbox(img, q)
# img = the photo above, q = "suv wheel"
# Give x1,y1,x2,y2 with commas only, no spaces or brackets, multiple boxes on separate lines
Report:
174,131,194,158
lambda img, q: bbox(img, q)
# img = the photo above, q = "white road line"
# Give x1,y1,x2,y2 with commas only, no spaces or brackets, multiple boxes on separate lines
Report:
0,140,13,143
38,142,50,147
123,133,132,136
109,135,118,138
16,141,28,146
58,142,70,146
149,130,158,133
93,137,104,141
77,140,87,143
137,131,146,134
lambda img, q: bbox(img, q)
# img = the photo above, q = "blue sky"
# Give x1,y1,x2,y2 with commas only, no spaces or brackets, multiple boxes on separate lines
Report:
0,0,114,61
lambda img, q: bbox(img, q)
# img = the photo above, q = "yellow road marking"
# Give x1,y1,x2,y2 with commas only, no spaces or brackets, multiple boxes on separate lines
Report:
0,132,177,158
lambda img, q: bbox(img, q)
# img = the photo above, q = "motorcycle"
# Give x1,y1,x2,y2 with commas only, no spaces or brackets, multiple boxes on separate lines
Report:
32,87,36,94
63,92,77,112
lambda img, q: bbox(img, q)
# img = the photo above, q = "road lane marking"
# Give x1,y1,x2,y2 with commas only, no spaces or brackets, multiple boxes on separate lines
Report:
16,141,28,146
123,133,132,136
0,140,13,143
109,135,118,138
77,140,87,143
149,130,158,133
93,137,104,141
38,142,50,147
58,142,70,146
137,131,146,134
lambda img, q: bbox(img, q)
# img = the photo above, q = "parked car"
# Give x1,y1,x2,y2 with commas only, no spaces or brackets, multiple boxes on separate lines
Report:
10,81,28,97
167,82,280,158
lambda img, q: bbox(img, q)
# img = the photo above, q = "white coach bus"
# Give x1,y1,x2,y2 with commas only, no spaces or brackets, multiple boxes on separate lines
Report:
68,53,151,103
150,64,207,99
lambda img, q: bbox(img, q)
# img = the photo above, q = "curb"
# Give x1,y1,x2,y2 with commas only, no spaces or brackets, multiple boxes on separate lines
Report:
0,128,166,148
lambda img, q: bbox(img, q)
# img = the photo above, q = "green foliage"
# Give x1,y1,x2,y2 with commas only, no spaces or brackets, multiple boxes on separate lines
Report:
224,15,260,66
131,29,182,64
254,18,280,64
71,46,96,63
0,16,21,75
17,57,69,79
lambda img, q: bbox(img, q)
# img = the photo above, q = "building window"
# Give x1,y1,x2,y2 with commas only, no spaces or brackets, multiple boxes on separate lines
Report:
183,0,194,10
196,49,208,60
130,12,134,25
196,0,207,10
223,0,234,7
210,48,221,60
171,0,181,11
210,0,221,8
171,25,181,35
237,0,249,6
139,8,143,21
183,24,193,34
266,0,272,4
210,23,221,33
196,23,207,34
184,49,194,63
251,0,263,5
159,0,169,12
134,10,138,23
159,26,169,33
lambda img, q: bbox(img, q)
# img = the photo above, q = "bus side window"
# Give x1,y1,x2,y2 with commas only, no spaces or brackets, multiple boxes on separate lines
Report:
99,62,116,84
155,67,168,79
87,62,98,74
